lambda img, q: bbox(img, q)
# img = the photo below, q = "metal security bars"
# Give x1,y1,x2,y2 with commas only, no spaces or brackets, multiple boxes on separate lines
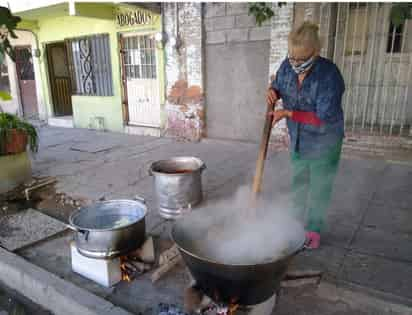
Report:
326,3,412,137
123,35,157,79
68,34,113,96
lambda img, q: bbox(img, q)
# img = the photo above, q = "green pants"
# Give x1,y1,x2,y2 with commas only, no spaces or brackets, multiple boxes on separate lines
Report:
290,141,342,233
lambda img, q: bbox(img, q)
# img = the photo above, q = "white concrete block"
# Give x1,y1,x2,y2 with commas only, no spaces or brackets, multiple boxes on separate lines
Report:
210,16,235,31
71,243,122,288
206,31,226,44
205,3,226,18
234,14,256,28
226,3,249,16
249,27,271,41
226,29,249,43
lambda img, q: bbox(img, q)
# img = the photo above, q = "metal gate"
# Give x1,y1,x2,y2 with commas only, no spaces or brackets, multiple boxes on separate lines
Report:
323,3,412,137
121,33,160,127
15,46,38,118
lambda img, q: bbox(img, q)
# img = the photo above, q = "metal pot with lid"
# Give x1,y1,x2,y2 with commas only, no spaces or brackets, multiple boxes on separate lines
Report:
68,198,147,259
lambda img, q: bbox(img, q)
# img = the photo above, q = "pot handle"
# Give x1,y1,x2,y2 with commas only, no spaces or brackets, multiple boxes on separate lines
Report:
66,225,90,241
200,163,207,172
148,168,153,176
134,195,146,204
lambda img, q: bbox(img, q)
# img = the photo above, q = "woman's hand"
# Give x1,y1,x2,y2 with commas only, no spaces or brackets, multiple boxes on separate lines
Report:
266,88,278,106
268,110,292,126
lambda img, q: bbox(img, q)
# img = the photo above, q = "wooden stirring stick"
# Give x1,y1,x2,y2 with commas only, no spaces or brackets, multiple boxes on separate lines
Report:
251,102,275,206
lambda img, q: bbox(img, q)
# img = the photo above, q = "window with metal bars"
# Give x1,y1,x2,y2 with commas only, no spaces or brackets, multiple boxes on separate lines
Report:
123,35,157,79
16,48,34,81
386,22,404,53
345,3,369,56
67,34,113,96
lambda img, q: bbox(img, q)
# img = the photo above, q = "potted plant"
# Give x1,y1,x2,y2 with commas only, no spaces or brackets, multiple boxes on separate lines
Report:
0,112,38,155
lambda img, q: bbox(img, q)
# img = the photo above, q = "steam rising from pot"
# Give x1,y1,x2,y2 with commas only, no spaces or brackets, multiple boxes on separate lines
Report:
175,186,305,265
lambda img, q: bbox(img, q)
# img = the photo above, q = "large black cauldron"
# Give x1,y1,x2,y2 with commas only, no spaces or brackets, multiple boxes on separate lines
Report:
171,209,305,305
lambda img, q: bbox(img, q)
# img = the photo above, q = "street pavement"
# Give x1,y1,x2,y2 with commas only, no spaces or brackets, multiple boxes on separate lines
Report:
6,125,412,314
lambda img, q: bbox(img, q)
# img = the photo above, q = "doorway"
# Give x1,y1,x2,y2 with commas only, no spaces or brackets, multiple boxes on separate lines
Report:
120,33,160,127
15,46,38,118
46,42,72,116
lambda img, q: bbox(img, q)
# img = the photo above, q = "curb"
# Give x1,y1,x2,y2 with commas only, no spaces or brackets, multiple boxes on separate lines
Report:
0,247,133,315
2,245,412,315
318,280,412,315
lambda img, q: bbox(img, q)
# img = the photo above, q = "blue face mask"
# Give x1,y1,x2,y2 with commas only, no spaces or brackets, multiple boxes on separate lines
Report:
289,55,315,74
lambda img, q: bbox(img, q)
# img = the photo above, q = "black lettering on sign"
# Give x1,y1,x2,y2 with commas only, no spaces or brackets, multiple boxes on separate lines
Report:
116,10,154,27
130,13,136,25
134,11,142,24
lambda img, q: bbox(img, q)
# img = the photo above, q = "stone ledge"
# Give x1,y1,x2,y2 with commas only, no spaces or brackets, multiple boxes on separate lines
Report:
0,248,132,315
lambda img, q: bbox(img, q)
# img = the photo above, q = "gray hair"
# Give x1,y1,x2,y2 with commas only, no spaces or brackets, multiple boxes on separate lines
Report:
288,22,321,52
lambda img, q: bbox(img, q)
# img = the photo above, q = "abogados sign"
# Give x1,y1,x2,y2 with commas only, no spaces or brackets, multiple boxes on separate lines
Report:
116,10,154,27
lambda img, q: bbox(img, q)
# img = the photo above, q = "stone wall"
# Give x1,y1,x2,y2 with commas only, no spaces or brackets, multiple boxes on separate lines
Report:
163,3,204,141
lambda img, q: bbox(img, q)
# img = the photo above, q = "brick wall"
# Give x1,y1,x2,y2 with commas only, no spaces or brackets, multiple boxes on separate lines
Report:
163,3,204,141
204,3,271,45
268,3,294,150
163,3,296,144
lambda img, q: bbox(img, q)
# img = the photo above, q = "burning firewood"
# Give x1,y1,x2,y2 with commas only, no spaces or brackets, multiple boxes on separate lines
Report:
151,248,182,283
129,260,151,273
120,258,137,281
119,238,156,282
159,244,180,265
124,262,138,273
129,237,155,263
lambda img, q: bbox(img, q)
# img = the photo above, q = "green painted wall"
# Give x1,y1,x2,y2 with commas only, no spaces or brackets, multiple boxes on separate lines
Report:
27,4,164,132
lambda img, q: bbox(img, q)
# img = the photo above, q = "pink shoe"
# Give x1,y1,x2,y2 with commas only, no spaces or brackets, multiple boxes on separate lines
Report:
305,231,321,249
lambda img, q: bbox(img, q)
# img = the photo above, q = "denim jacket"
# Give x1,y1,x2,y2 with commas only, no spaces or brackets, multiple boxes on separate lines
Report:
272,57,345,158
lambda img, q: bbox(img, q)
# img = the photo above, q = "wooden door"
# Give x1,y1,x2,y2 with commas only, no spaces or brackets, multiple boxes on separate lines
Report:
46,42,72,116
15,46,38,118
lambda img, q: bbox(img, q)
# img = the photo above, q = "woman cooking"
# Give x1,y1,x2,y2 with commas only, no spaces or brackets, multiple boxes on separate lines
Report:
267,22,345,249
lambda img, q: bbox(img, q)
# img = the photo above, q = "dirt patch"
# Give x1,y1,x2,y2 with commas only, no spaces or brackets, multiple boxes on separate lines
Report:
0,177,85,223
32,185,78,223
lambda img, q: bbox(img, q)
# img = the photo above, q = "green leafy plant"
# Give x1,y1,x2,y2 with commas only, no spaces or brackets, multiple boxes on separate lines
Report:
0,6,21,101
248,3,286,27
0,6,21,64
390,3,412,27
0,112,38,154
248,3,411,29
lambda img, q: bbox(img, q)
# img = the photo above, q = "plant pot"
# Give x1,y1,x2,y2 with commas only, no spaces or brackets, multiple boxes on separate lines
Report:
3,129,28,155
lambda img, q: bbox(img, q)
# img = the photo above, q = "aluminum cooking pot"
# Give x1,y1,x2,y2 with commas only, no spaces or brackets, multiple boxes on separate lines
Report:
149,157,206,219
68,198,147,259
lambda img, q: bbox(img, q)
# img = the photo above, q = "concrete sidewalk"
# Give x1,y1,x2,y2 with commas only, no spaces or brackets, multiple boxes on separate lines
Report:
2,125,412,314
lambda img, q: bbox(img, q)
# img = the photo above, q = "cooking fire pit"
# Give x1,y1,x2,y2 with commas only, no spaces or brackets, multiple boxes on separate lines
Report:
171,208,305,306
